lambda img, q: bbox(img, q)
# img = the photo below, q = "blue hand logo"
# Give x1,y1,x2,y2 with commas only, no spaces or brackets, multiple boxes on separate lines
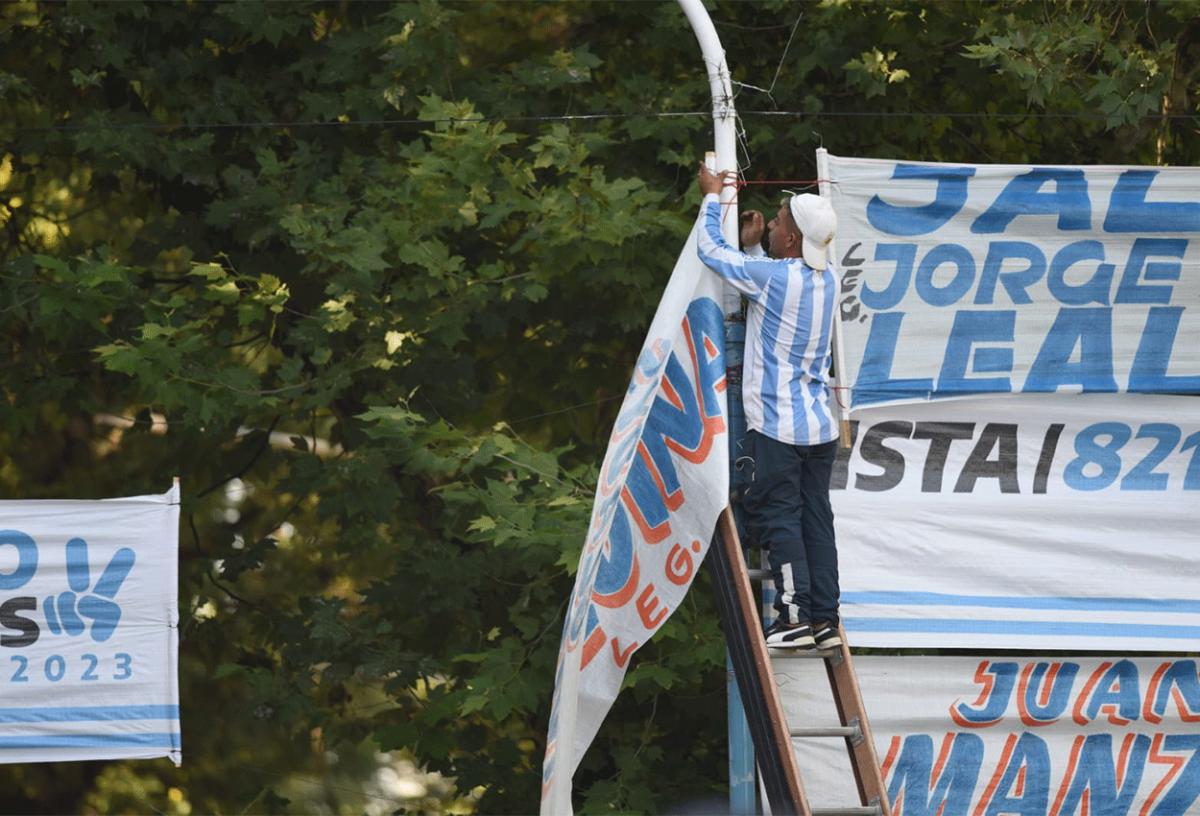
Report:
43,538,136,643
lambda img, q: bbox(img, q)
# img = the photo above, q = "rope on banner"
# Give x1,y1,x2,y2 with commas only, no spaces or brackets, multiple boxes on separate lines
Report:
831,385,851,411
738,178,831,188
713,177,837,204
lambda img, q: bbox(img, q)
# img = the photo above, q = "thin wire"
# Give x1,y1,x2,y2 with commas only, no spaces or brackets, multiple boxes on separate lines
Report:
753,109,1199,122
734,111,753,177
715,20,799,32
738,178,830,187
730,8,806,189
767,8,805,101
92,388,628,432
509,394,623,425
9,108,1197,135
736,126,751,177
14,111,709,134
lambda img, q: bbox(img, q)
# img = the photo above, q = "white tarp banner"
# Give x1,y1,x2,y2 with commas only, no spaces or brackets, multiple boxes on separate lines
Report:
830,393,1199,652
0,483,180,765
541,227,729,813
822,153,1200,408
781,655,1200,816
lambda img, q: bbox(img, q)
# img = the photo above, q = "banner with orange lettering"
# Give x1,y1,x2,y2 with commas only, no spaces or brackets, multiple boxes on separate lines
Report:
781,655,1200,816
540,227,729,814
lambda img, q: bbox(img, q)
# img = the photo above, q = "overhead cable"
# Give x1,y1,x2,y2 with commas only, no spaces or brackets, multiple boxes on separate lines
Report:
9,108,1196,134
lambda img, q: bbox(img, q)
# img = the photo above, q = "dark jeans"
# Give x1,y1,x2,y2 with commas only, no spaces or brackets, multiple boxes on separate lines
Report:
742,430,839,626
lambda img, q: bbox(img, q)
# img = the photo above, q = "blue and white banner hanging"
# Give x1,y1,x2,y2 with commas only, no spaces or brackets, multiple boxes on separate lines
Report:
0,483,180,765
541,226,728,814
831,394,1199,652
821,152,1200,408
781,656,1200,816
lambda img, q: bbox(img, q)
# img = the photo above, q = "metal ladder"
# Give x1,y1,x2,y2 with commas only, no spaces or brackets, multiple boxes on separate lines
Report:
708,507,892,816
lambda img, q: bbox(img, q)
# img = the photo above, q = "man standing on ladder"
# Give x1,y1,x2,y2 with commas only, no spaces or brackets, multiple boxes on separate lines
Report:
696,162,842,651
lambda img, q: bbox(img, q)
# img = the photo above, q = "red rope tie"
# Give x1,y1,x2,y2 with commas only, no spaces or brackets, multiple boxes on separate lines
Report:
720,194,739,227
830,384,851,410
737,178,830,187
715,177,833,207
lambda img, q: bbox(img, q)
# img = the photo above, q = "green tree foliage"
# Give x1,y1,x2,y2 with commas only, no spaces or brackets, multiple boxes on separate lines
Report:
0,1,1196,813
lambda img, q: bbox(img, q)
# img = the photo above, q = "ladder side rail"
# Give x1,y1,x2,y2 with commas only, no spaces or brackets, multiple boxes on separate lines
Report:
823,624,892,816
709,507,810,816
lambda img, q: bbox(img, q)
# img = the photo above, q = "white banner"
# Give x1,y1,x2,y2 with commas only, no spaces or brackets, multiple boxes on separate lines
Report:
830,394,1199,651
541,227,729,812
0,483,180,765
781,656,1200,816
823,153,1200,408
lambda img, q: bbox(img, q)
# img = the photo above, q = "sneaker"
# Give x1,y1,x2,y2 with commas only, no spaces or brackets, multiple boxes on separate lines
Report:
765,620,815,649
813,622,843,650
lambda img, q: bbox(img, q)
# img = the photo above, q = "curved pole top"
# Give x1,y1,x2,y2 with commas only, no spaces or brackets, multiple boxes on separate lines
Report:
677,0,740,301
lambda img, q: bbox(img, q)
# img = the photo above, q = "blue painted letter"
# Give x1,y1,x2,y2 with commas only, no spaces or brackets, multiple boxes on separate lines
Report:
867,164,976,236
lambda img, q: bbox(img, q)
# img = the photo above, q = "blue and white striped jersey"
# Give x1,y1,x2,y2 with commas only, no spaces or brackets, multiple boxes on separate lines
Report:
696,193,839,446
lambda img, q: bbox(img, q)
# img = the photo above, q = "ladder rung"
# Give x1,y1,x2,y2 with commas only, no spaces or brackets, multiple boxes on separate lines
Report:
769,647,839,659
747,567,768,581
813,808,882,816
789,725,859,739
